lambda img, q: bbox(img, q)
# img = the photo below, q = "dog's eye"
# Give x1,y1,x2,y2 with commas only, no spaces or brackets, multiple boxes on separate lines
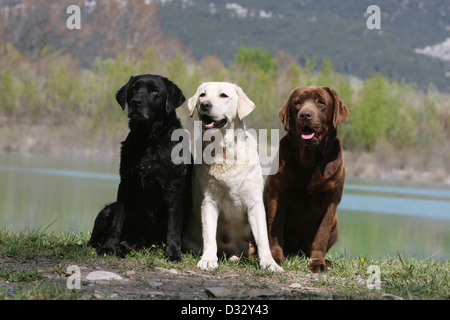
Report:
220,93,229,98
199,93,206,98
294,100,302,106
132,88,138,94
318,100,326,105
152,89,159,95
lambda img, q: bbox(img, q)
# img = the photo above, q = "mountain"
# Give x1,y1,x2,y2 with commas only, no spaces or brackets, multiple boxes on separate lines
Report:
154,0,450,91
416,38,450,62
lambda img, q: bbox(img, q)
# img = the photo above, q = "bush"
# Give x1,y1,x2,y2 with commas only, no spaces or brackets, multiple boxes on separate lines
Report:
0,43,448,176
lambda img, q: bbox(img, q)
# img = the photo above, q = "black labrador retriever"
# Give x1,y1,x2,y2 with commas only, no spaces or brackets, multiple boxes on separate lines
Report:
88,74,191,262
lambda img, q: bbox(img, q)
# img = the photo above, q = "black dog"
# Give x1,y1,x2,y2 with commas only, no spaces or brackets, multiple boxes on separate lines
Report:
88,74,191,262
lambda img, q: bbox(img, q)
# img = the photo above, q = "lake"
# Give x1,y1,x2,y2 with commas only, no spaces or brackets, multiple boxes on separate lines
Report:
0,153,449,260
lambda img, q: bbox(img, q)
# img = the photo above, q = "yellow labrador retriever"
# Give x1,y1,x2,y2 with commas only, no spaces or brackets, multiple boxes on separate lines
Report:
182,82,282,272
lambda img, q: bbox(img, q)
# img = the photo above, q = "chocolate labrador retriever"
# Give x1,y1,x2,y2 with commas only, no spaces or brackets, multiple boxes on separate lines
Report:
88,74,190,262
264,86,349,273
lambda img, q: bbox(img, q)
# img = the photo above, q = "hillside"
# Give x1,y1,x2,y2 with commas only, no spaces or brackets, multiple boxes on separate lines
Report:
156,0,450,91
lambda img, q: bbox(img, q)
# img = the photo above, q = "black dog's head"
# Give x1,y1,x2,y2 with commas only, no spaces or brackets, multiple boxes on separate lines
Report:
116,74,186,120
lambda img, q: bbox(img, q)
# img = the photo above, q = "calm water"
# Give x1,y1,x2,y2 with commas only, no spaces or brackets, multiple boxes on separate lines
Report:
0,153,449,260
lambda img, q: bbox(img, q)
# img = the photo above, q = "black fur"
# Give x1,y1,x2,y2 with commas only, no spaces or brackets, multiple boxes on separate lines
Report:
88,74,191,262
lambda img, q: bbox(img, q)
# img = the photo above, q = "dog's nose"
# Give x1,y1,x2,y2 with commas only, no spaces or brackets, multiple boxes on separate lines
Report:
131,97,143,106
299,109,313,120
200,101,212,112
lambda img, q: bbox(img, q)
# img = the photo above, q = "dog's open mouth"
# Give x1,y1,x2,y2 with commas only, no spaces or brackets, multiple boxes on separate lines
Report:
201,115,227,129
301,127,323,142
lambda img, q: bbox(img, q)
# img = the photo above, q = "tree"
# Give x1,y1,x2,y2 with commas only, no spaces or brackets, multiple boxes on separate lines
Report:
234,45,277,74
78,0,162,65
2,0,77,59
344,74,406,150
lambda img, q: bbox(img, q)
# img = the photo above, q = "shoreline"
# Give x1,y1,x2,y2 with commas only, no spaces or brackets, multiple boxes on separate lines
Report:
1,148,449,186
0,124,449,185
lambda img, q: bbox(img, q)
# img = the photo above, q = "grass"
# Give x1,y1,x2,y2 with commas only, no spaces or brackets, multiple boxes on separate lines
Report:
0,268,45,282
0,228,448,300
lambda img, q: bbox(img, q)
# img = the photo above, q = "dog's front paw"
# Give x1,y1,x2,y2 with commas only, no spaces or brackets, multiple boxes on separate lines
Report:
308,259,333,273
270,246,285,266
165,246,182,263
260,259,284,273
197,258,218,271
96,246,116,257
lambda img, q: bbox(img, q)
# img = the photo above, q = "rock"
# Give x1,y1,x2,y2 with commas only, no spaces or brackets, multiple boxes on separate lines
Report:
357,276,366,285
229,255,240,263
148,281,163,288
169,268,178,274
205,287,232,298
289,283,302,289
382,293,404,300
85,271,122,281
247,288,275,298
93,290,105,299
187,271,199,275
148,291,165,297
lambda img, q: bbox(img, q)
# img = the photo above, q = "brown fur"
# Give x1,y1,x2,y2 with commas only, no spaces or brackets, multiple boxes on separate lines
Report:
264,86,349,273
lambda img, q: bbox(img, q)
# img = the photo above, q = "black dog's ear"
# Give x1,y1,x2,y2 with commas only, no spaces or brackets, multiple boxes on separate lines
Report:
163,77,186,113
116,76,134,110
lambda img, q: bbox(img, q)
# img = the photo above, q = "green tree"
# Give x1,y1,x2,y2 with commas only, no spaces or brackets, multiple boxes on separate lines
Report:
345,74,406,150
0,69,15,117
232,46,279,129
234,45,277,74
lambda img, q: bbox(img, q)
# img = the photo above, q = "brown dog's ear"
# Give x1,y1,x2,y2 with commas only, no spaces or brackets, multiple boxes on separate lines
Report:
163,77,186,113
116,76,134,110
325,87,349,127
279,88,298,131
279,101,290,131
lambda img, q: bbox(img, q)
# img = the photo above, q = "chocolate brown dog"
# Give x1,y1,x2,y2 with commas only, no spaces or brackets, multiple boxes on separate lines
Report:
264,86,349,273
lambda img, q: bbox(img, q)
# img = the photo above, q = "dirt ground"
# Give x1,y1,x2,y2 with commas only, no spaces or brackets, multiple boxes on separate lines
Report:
0,255,338,300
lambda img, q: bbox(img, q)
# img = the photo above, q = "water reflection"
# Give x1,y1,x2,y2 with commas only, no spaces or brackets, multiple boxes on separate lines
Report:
0,153,449,259
340,193,450,220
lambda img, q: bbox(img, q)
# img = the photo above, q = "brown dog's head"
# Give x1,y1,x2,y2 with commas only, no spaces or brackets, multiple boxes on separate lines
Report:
279,86,349,147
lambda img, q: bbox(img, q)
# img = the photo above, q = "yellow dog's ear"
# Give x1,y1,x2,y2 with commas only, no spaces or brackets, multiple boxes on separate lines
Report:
235,85,255,120
188,83,207,118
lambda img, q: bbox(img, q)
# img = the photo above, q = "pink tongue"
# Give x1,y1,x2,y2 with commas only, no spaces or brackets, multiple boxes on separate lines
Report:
204,122,215,128
301,132,315,140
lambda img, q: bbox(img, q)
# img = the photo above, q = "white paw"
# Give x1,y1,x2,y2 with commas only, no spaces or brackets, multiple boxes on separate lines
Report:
197,258,218,271
260,259,284,273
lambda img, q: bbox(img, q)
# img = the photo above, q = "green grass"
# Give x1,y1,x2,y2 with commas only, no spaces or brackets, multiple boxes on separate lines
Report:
0,228,448,300
0,282,93,300
0,227,92,260
0,268,45,282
